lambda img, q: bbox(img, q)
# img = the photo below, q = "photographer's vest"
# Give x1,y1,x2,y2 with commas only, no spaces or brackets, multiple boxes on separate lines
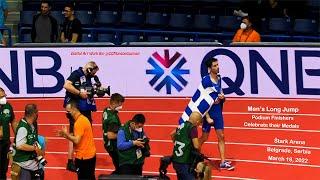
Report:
118,121,145,166
64,67,96,111
102,108,121,152
0,103,14,141
13,119,38,162
172,121,194,164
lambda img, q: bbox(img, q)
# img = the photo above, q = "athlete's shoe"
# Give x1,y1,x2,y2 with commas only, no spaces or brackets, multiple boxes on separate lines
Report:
66,161,79,173
220,161,235,171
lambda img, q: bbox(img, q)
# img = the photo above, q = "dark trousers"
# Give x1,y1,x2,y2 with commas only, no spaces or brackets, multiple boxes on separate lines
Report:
75,156,96,180
108,150,119,174
19,168,44,180
172,162,195,180
118,164,143,175
0,140,10,179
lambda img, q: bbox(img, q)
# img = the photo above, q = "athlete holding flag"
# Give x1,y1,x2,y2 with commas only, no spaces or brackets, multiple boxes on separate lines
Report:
178,57,234,170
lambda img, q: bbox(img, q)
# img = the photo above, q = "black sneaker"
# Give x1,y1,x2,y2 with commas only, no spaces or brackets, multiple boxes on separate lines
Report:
66,161,79,173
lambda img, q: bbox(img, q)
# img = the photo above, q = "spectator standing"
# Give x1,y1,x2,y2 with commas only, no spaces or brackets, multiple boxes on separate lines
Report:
31,1,58,43
0,0,8,29
0,0,8,44
60,3,82,43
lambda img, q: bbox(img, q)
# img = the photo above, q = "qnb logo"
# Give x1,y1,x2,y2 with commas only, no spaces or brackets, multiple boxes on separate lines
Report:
146,50,190,94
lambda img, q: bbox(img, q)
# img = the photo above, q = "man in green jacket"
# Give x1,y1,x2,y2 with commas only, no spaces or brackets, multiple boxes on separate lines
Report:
117,114,150,175
102,93,125,174
171,112,202,180
0,87,16,179
11,104,44,180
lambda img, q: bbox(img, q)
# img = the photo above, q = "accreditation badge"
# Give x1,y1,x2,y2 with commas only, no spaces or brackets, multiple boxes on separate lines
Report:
136,148,142,159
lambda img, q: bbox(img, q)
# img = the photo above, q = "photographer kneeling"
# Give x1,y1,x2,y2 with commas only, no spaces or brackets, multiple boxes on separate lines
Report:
171,112,208,180
117,114,150,175
11,104,45,180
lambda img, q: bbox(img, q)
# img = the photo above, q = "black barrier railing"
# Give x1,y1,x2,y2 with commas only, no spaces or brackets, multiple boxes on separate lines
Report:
230,42,320,47
17,27,319,46
13,41,320,47
13,42,116,47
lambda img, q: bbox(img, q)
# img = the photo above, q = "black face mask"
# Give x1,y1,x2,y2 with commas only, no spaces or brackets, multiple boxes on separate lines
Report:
66,112,73,120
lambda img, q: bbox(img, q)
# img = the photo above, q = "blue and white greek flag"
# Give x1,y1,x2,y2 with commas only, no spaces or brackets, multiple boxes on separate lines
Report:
178,75,222,124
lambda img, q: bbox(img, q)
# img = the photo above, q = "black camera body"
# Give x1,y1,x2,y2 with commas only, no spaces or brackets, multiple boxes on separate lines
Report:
94,86,111,98
93,75,110,97
138,138,151,157
33,142,47,167
36,155,48,167
82,85,111,98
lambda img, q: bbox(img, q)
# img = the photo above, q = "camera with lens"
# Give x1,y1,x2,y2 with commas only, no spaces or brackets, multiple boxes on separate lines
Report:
93,75,110,97
138,138,151,157
94,86,111,98
76,76,111,98
33,142,47,167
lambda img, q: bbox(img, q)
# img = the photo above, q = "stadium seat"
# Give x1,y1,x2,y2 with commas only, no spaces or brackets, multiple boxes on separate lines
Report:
259,18,268,34
196,36,218,42
217,16,241,31
193,14,216,30
76,11,94,26
75,2,96,11
122,34,143,43
82,33,95,42
97,33,116,43
50,11,65,26
293,19,317,34
120,11,144,26
95,11,119,25
145,12,169,27
169,13,193,29
147,35,169,42
22,1,40,11
268,18,291,33
20,34,32,43
19,27,32,43
20,11,37,25
172,36,194,42
307,0,320,8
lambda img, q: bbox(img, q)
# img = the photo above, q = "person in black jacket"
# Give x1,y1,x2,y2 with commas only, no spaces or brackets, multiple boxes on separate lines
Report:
31,1,58,43
60,3,82,43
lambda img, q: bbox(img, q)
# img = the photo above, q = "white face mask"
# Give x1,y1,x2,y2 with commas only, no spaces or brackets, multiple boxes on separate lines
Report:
0,97,7,105
115,105,122,111
135,127,143,132
240,22,247,30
